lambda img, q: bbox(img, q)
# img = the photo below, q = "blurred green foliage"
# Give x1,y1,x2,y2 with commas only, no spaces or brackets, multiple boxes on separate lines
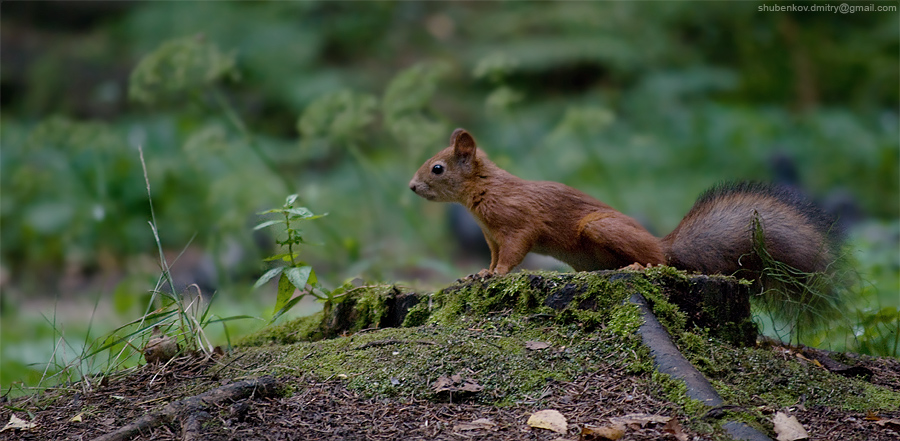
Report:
129,35,239,106
1,0,898,385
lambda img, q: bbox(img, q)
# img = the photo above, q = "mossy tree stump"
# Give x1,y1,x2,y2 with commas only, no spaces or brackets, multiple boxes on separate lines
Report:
244,267,757,347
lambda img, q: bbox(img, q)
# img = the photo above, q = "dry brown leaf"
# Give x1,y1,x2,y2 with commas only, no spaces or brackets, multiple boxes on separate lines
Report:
431,374,483,393
773,412,809,441
525,341,551,350
459,378,484,392
1,414,36,432
431,375,455,393
581,423,625,440
527,409,568,434
663,418,689,441
874,418,900,430
454,418,497,431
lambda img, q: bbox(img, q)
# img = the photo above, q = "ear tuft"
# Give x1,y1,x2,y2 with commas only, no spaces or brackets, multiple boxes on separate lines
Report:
451,128,477,159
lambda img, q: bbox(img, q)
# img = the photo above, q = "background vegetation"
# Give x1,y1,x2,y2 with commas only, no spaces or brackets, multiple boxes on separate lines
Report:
2,2,898,392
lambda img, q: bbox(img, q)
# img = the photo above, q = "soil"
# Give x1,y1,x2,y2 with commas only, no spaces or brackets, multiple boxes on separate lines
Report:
3,272,898,441
2,344,898,441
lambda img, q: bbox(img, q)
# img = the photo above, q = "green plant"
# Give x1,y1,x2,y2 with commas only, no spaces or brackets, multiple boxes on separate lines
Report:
253,194,333,323
2,147,257,398
86,147,255,365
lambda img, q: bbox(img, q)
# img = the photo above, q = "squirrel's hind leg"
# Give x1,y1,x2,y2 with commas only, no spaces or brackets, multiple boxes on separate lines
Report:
578,214,665,270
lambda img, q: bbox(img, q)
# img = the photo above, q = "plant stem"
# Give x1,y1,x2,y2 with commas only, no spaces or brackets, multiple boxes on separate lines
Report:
284,207,297,267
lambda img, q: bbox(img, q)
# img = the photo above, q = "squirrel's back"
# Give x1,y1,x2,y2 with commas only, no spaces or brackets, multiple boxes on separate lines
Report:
661,182,842,280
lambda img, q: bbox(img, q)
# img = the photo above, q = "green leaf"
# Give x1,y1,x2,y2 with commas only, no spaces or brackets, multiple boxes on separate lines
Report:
285,194,299,205
308,268,318,286
253,219,285,231
257,208,287,215
293,213,327,221
263,253,297,262
271,295,306,323
285,207,315,218
205,315,260,324
284,266,313,291
253,267,284,290
274,273,296,315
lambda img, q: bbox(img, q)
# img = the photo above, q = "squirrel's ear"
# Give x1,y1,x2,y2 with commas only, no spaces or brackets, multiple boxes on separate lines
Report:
451,128,477,160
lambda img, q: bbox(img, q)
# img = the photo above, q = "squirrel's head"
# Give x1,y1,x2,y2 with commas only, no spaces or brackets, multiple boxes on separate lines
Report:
409,128,484,203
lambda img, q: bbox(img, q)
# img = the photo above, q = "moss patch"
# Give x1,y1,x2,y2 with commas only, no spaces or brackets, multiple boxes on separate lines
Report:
225,317,642,406
698,343,900,412
238,284,421,346
231,269,900,438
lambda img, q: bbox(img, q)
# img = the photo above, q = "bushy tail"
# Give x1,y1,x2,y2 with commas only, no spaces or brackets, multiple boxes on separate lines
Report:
661,182,848,337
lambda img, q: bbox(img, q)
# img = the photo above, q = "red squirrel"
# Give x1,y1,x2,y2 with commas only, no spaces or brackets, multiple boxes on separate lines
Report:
409,129,841,283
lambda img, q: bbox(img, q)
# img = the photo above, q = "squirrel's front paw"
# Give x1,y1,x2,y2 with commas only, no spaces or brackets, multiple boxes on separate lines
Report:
464,269,493,280
622,262,653,271
476,269,494,279
457,269,496,282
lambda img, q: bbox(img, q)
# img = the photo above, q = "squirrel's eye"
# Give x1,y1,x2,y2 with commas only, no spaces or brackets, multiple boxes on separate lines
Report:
431,164,444,175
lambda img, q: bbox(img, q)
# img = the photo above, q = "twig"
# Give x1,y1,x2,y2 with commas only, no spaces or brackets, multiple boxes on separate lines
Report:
91,376,281,441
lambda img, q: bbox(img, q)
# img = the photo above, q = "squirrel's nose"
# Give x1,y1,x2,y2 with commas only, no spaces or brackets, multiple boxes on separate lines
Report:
409,181,417,192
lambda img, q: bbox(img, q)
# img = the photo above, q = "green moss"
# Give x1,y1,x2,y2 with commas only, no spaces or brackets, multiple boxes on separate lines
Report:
228,269,898,437
237,284,413,346
237,312,325,346
224,321,636,405
401,298,432,327
650,370,708,416
699,343,900,412
429,270,645,327
346,285,394,330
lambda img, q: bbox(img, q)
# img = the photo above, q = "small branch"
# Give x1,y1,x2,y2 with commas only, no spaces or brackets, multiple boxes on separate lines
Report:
91,376,281,441
181,410,210,441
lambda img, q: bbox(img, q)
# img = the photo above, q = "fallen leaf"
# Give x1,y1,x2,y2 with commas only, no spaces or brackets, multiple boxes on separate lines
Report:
69,413,83,423
773,412,808,441
525,341,550,350
663,418,689,441
458,378,484,392
527,409,568,434
581,423,625,440
454,418,497,431
432,375,455,393
431,374,483,394
874,418,900,430
1,414,36,432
